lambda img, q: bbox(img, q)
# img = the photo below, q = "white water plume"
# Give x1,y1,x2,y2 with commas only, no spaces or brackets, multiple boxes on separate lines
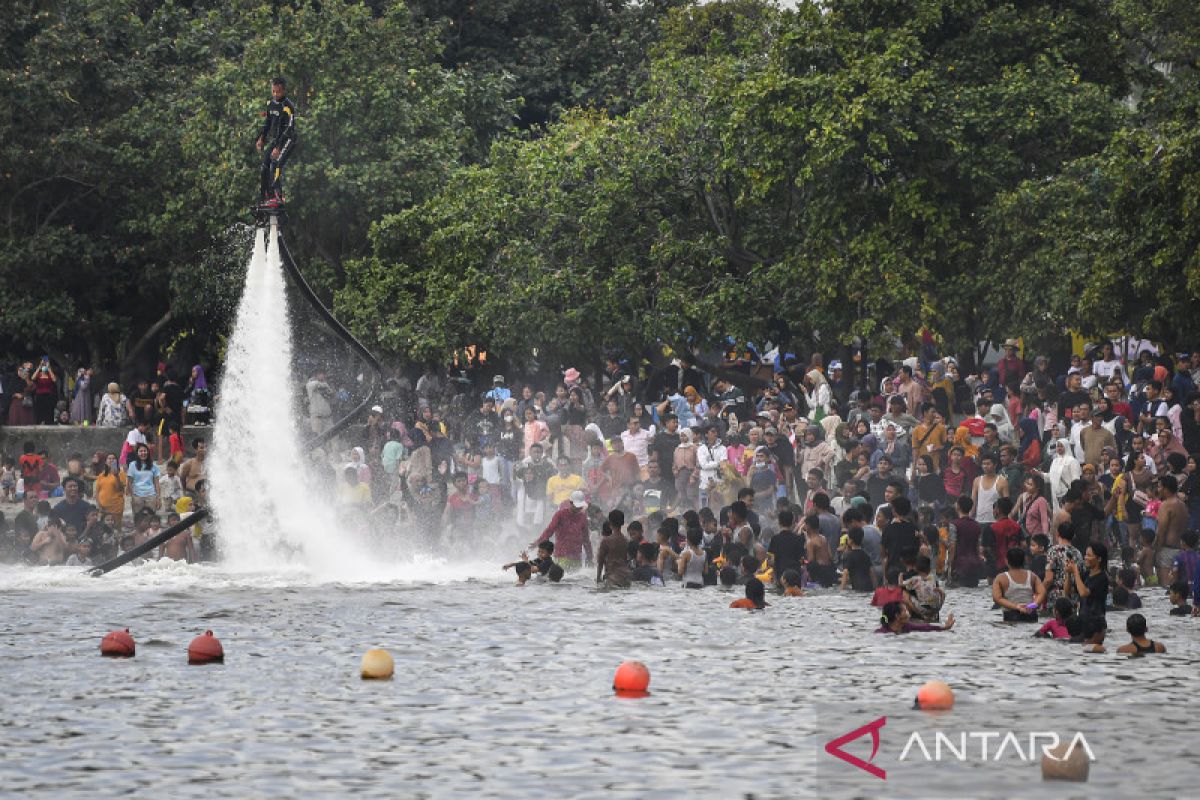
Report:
208,225,369,577
204,223,516,583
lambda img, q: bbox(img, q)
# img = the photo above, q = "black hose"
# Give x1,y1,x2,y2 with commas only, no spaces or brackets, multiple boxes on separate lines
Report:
275,226,385,450
88,510,208,576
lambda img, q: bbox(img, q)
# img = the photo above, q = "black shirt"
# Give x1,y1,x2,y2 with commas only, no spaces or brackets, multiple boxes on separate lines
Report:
768,530,806,576
651,431,681,476
866,474,893,508
52,498,94,537
1080,571,1108,620
882,520,920,561
842,549,874,592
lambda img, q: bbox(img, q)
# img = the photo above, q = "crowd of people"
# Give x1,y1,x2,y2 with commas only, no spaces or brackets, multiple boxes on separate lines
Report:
0,360,213,428
0,426,209,568
320,341,1200,644
5,339,1200,651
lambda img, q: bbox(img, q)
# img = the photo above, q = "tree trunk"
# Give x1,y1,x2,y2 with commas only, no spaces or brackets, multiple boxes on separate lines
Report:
120,308,173,384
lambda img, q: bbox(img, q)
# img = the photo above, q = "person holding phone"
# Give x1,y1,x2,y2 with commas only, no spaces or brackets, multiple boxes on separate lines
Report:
32,357,58,425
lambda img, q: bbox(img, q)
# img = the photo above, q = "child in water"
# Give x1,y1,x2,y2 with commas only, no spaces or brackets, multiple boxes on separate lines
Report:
1168,581,1193,616
902,555,944,622
871,569,905,607
730,577,769,609
780,569,805,597
875,601,955,634
1116,613,1166,654
503,541,559,585
1034,598,1075,639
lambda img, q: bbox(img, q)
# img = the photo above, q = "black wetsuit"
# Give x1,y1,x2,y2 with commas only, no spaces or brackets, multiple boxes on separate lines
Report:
259,96,297,200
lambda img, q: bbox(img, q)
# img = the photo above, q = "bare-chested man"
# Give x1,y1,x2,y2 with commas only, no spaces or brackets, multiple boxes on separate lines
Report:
158,521,195,562
30,516,70,565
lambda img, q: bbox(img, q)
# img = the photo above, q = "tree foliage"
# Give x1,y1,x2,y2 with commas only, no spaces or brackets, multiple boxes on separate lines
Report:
3,0,1199,380
341,0,1143,371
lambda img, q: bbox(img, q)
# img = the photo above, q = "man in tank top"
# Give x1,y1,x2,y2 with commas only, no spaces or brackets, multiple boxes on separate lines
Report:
992,547,1045,622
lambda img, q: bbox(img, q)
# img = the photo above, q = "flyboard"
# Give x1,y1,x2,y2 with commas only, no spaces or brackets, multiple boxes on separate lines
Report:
88,201,385,575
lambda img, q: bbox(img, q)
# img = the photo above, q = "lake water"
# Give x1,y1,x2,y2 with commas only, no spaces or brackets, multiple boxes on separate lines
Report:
1,561,1197,798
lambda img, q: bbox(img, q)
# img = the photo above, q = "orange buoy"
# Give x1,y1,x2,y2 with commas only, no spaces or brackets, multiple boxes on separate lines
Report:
361,648,395,680
613,660,650,696
915,680,954,710
100,628,135,658
187,630,224,665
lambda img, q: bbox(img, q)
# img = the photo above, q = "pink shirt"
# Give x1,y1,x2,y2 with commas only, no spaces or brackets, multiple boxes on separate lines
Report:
1036,618,1070,639
523,420,549,457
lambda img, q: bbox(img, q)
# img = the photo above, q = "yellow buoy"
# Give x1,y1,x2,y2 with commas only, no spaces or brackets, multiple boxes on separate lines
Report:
361,648,394,680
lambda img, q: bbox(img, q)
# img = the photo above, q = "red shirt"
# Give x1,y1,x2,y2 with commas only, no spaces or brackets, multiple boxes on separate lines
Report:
19,454,44,488
991,518,1023,569
871,586,905,607
536,503,593,562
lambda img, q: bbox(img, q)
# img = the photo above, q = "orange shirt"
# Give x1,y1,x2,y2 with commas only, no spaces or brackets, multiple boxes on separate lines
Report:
94,472,126,516
730,598,767,609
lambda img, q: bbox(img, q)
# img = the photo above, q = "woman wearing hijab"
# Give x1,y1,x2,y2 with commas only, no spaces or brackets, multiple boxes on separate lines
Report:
870,422,911,472
951,424,980,461
1017,417,1042,471
70,368,94,424
672,427,698,509
683,385,708,426
1046,439,1081,514
797,424,836,485
802,369,831,418
186,365,213,425
96,382,132,427
988,403,1017,447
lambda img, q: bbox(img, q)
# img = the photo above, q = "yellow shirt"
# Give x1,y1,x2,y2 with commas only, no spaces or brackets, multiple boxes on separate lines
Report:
546,473,584,507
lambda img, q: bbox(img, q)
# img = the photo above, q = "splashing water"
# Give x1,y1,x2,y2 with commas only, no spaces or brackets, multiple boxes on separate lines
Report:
205,223,516,583
208,224,365,578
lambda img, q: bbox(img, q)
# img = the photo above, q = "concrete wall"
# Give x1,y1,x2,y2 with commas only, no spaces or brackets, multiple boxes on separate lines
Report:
0,425,210,461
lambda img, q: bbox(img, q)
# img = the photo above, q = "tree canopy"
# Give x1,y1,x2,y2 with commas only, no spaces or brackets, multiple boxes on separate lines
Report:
2,1,1198,381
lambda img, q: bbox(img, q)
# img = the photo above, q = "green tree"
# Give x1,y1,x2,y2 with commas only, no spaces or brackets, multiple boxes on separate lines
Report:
340,0,1131,378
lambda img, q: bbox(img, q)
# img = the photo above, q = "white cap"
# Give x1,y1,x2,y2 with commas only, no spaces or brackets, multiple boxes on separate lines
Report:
570,490,587,509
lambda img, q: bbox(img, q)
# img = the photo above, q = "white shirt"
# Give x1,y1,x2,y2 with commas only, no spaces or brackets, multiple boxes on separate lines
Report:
480,455,502,485
125,429,147,450
697,441,728,481
620,429,653,467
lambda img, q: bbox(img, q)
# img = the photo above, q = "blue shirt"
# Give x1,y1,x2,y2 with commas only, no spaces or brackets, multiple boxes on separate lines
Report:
126,462,161,498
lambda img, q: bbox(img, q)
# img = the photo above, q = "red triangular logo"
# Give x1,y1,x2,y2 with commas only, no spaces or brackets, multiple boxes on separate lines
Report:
824,716,887,780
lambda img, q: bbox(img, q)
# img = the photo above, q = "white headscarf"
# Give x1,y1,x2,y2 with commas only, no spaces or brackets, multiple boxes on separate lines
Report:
1047,438,1081,514
988,403,1017,446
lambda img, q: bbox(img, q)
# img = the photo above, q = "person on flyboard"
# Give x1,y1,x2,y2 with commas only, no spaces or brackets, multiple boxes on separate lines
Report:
256,76,297,207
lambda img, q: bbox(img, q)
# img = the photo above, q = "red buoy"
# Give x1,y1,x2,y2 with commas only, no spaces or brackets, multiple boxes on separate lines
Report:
100,628,135,658
187,630,224,665
916,680,955,710
613,660,650,697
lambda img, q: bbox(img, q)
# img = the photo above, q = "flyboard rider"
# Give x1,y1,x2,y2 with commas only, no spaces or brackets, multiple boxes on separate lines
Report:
256,76,297,207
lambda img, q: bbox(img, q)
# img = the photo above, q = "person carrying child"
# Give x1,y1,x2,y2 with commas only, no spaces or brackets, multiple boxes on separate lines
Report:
902,555,945,621
503,541,562,585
